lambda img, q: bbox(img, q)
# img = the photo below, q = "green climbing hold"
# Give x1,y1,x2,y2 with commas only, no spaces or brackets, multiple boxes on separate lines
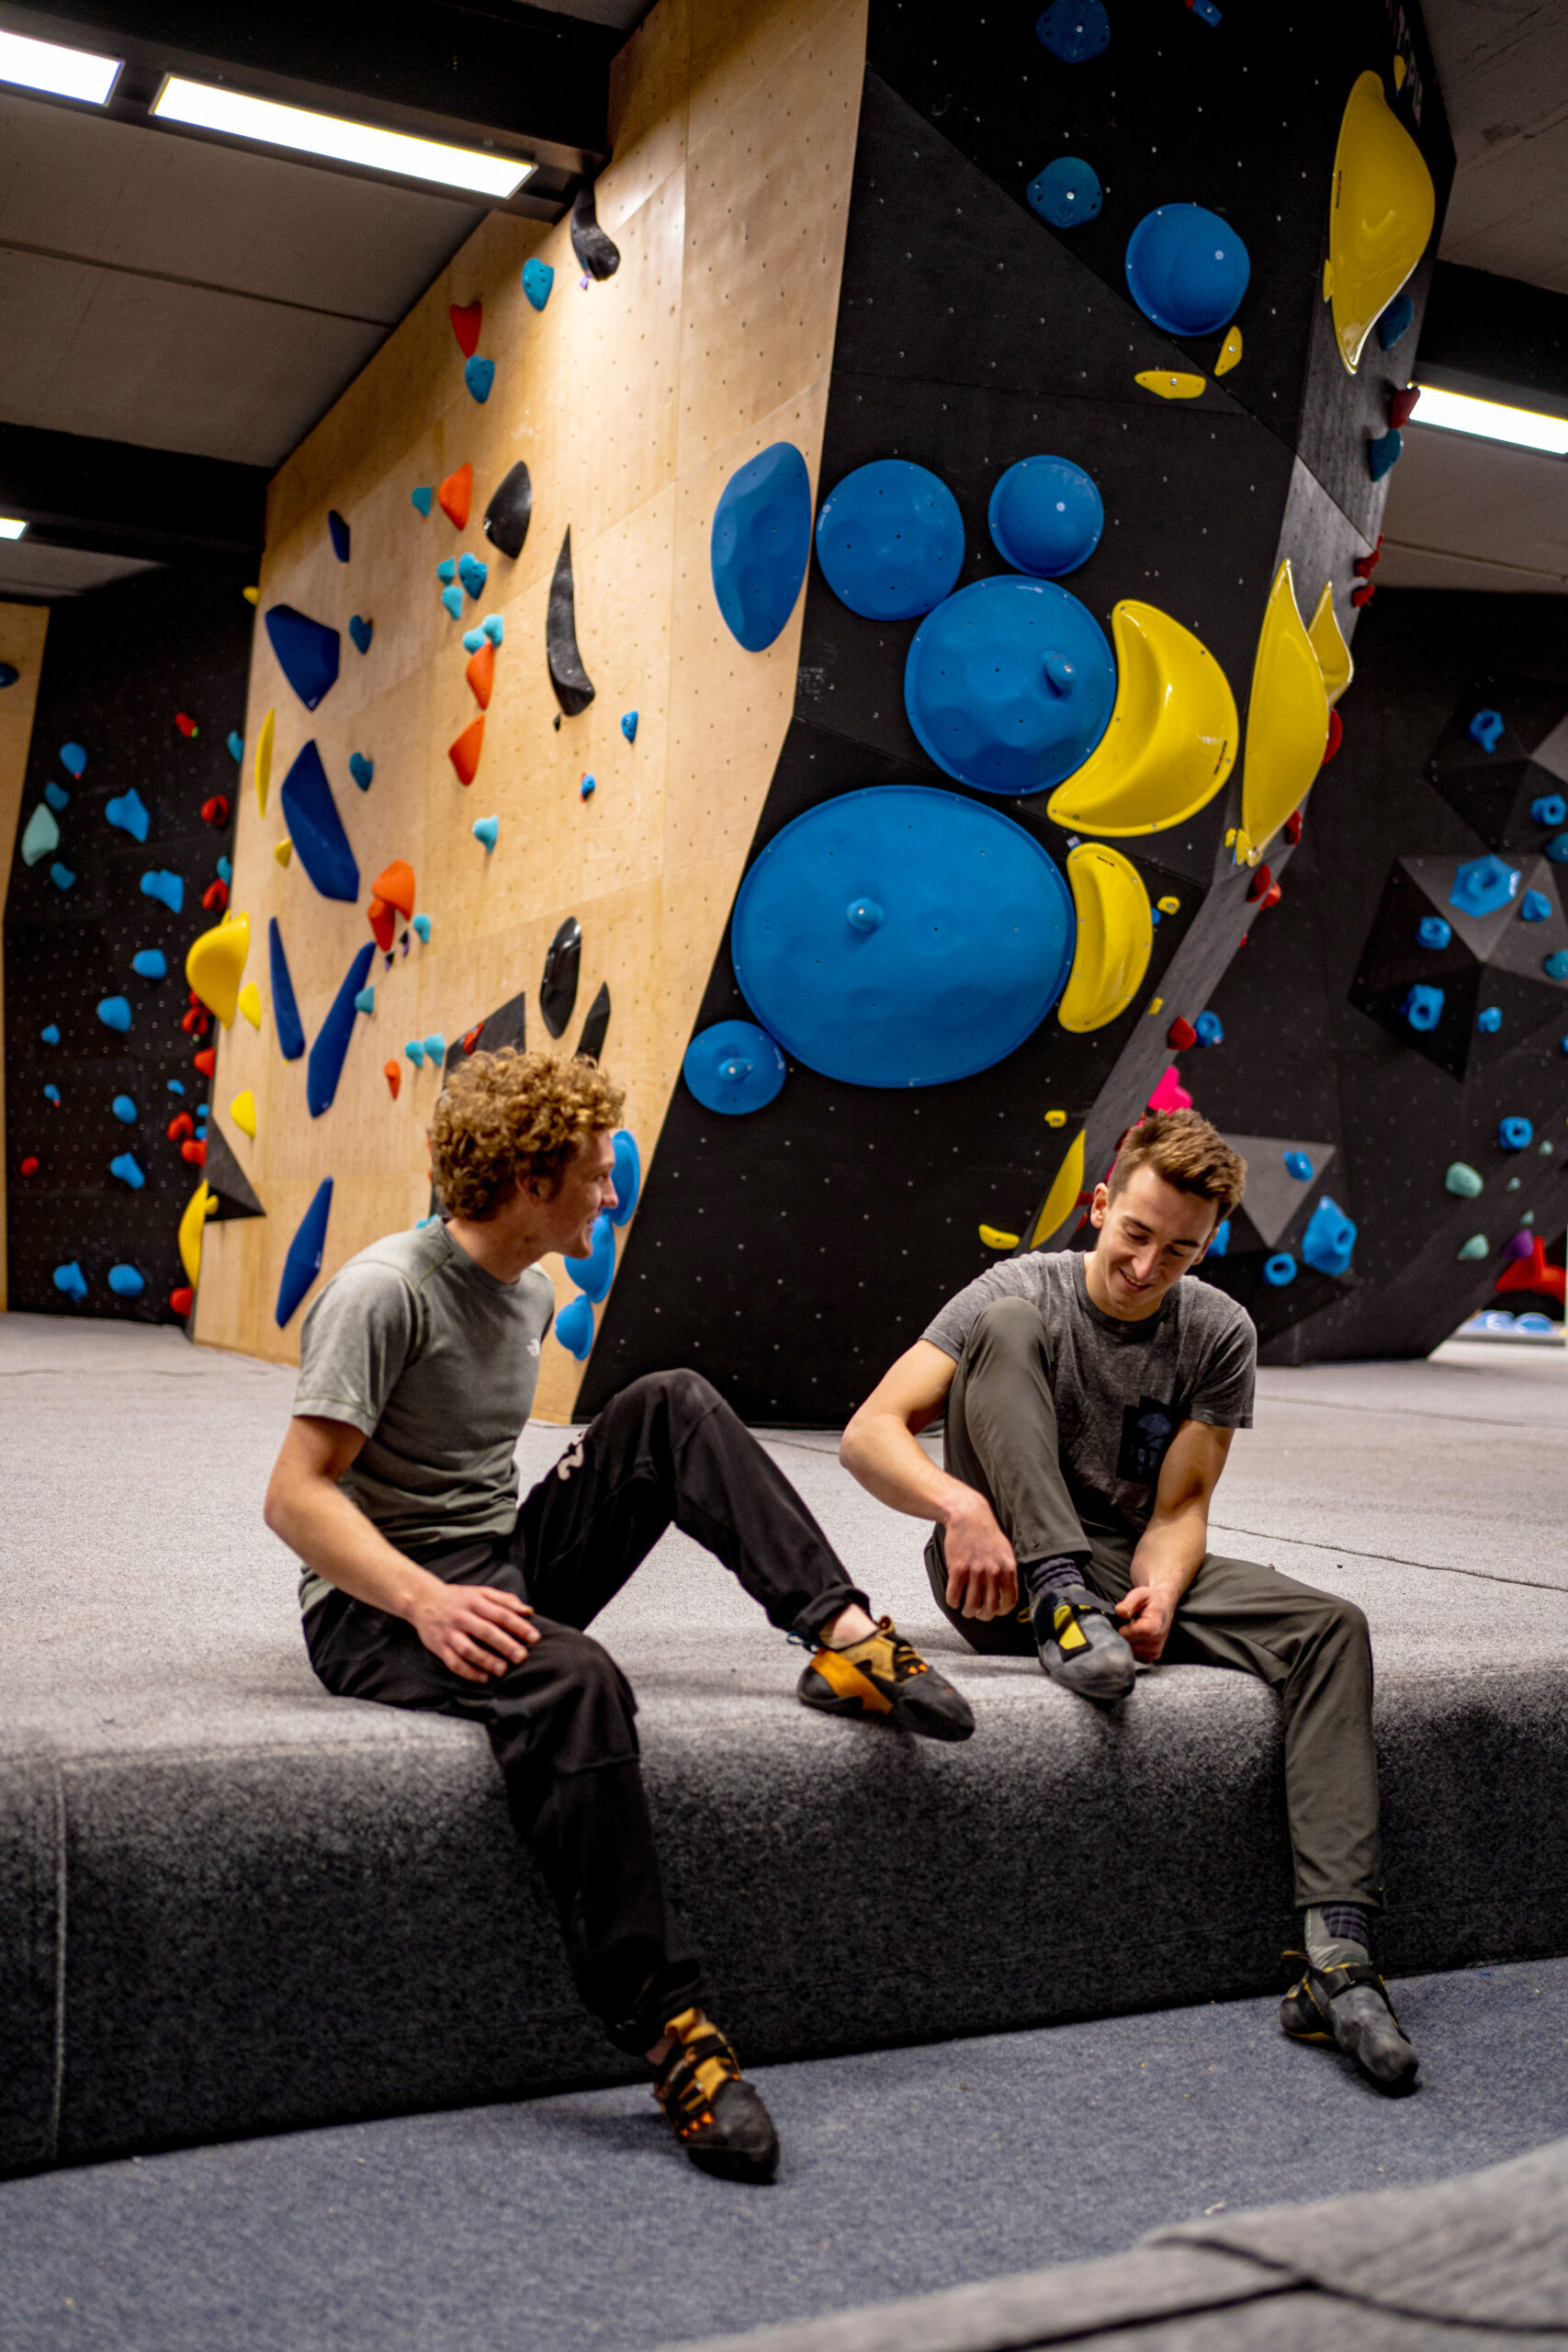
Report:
20,804,59,865
1445,1162,1483,1198
1458,1235,1489,1261
354,986,375,1014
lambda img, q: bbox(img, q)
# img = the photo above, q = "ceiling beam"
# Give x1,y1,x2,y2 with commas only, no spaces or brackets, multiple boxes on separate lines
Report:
0,422,269,564
1419,261,1568,421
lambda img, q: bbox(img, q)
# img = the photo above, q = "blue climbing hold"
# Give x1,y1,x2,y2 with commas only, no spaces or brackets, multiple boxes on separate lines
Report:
1532,794,1567,826
580,775,596,800
106,787,150,842
711,442,813,651
522,257,554,311
1283,1150,1314,1181
1302,1197,1357,1277
621,710,638,742
1378,290,1415,351
1368,429,1403,481
269,916,306,1062
1468,707,1506,752
280,740,359,903
1209,1218,1230,1256
412,486,434,517
307,943,376,1117
109,1152,144,1190
441,585,464,620
0,662,15,689
988,455,1103,578
96,996,131,1033
814,459,964,621
348,752,374,791
412,914,431,944
609,1128,641,1226
731,785,1077,1088
437,559,457,584
227,730,243,763
1125,204,1250,337
1263,1252,1298,1287
217,856,232,885
265,605,340,711
482,613,503,646
1478,1005,1502,1034
564,1209,616,1303
556,1295,594,1360
683,1020,788,1115
107,1265,144,1298
457,552,488,600
472,815,499,853
276,1178,333,1328
1416,916,1450,950
462,627,485,653
111,1095,137,1124
464,356,494,403
39,1023,59,1045
1547,951,1568,980
904,576,1114,794
328,509,351,562
1195,1011,1224,1046
353,987,374,1014
1450,854,1519,917
1500,1116,1533,1150
53,1262,88,1302
348,615,373,654
167,1080,185,1095
50,863,74,891
405,1040,425,1068
1521,889,1551,922
1548,834,1568,865
43,1084,60,1104
1036,0,1110,61
44,780,69,811
1026,155,1103,229
59,742,86,777
1402,984,1443,1032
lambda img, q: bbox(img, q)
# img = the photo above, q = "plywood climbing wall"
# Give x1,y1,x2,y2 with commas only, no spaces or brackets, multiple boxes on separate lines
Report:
195,0,868,1408
0,599,51,1313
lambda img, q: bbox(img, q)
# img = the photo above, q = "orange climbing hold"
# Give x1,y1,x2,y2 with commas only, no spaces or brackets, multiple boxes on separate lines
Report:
201,795,229,826
449,301,482,356
438,462,473,529
372,859,416,918
193,1046,216,1077
465,638,495,709
1496,1237,1567,1303
448,714,485,786
462,1024,483,1053
384,1060,401,1100
367,897,395,953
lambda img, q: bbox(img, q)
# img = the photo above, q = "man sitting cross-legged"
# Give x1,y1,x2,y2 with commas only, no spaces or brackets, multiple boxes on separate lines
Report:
839,1107,1417,2095
265,1048,973,2187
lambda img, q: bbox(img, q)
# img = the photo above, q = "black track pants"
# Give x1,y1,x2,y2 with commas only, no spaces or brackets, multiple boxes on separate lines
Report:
305,1369,866,2053
922,1296,1383,1912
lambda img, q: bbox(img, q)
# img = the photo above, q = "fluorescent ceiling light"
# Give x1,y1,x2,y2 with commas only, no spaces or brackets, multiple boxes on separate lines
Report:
151,75,533,198
1411,384,1568,458
0,517,28,540
0,27,121,103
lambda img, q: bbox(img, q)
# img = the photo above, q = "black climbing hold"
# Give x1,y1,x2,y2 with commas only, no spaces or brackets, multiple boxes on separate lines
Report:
483,462,532,560
547,529,595,717
570,180,621,279
540,917,582,1039
203,1121,265,1223
575,981,610,1062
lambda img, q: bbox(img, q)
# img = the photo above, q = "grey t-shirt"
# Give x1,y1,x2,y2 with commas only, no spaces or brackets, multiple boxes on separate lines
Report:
291,1219,556,1611
922,1250,1255,1538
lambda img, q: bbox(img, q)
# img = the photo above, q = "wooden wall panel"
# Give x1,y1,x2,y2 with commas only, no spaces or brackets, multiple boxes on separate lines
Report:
0,600,51,1313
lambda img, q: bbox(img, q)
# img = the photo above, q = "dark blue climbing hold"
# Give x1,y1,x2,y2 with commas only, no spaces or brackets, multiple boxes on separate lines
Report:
1549,834,1568,865
609,1128,641,1226
1500,1116,1533,1150
1468,707,1505,752
109,1152,144,1190
1027,155,1103,229
0,662,17,690
904,575,1114,794
348,752,374,791
265,605,340,711
1402,984,1443,1032
269,916,306,1062
227,730,243,763
1478,1005,1502,1034
59,742,86,776
814,460,964,623
730,785,1076,1088
1263,1253,1297,1287
683,1021,788,1115
96,996,131,1033
328,510,351,562
1283,1150,1314,1181
348,616,373,655
1036,0,1110,61
280,740,359,903
307,943,376,1118
1378,290,1415,351
107,1265,144,1298
276,1178,333,1328
39,1024,59,1045
522,257,555,311
621,711,638,742
50,864,74,891
457,552,488,600
556,1295,593,1359
1209,1218,1230,1256
53,1262,88,1302
564,1210,616,1304
106,787,149,842
1195,1011,1224,1046
412,486,434,517
1532,794,1567,826
1302,1197,1357,1277
111,1094,137,1124
988,455,1103,578
1546,952,1568,980
1450,854,1518,917
711,442,812,651
1368,428,1404,481
44,780,68,811
1521,889,1551,922
1125,204,1250,338
464,356,495,404
1416,916,1451,950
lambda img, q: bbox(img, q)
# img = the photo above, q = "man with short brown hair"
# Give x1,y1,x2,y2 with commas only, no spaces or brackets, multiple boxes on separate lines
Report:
841,1109,1418,2094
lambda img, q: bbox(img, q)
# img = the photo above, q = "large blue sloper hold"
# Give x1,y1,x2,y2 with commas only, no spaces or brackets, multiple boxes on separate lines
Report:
711,442,813,651
307,943,377,1116
904,576,1115,795
608,1128,641,1226
269,917,306,1060
814,460,964,621
555,1295,594,1359
276,1178,333,1328
1124,204,1250,339
265,605,341,711
279,740,360,902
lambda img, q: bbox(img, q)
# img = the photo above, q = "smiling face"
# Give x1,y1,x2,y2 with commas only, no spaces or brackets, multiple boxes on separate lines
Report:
1085,1162,1219,1321
528,1129,618,1261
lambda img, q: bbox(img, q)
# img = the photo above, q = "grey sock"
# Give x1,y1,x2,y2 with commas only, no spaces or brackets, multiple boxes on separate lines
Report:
1021,1555,1089,1611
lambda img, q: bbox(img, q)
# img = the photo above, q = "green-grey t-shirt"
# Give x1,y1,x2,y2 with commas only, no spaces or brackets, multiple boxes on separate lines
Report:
922,1250,1255,1538
291,1220,556,1611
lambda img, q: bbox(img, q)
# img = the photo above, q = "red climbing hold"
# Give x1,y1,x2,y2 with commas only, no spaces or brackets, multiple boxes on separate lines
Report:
181,1007,209,1036
170,1285,194,1317
1351,582,1376,608
372,859,416,918
202,877,230,913
193,1046,216,1077
465,639,495,710
181,1137,208,1167
1246,863,1273,903
1166,1016,1198,1050
438,462,474,530
175,711,198,738
1495,1236,1567,1304
384,1059,401,1101
1323,708,1344,763
1389,387,1419,429
201,794,230,827
448,714,485,786
449,301,482,357
462,1024,483,1054
1260,882,1282,910
367,897,396,953
167,1113,195,1143
1353,537,1383,579
1285,809,1303,845
20,1155,38,1176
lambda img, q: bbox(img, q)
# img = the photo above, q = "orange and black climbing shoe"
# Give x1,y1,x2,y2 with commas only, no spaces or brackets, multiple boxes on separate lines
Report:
653,2007,780,2183
796,1616,975,1742
1280,1955,1419,2093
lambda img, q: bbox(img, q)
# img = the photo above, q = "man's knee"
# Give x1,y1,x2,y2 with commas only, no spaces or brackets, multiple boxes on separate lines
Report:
616,1366,722,1426
529,1628,639,1770
967,1295,1048,1363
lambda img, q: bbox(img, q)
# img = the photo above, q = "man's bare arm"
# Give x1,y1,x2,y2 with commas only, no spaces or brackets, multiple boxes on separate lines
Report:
840,1340,1019,1620
1117,1420,1235,1662
265,1417,538,1682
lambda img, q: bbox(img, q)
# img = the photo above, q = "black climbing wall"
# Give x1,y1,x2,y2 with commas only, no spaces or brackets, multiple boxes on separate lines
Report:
580,0,1454,1423
1180,588,1568,1364
5,562,251,1323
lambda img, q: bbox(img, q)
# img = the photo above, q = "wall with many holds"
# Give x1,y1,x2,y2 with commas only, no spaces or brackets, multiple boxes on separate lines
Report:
0,598,51,1307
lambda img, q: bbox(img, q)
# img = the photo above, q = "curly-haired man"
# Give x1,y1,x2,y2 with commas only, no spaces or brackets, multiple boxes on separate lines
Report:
265,1048,972,2184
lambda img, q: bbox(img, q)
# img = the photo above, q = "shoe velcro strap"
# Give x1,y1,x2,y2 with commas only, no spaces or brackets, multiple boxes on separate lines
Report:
656,2030,741,2123
1305,1959,1402,2030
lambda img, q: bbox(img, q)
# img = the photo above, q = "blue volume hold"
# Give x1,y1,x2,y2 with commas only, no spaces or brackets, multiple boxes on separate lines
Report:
269,916,306,1061
904,575,1114,795
276,1178,333,1328
563,1210,616,1303
279,740,359,903
106,787,150,842
328,509,351,562
683,1021,788,1115
1450,854,1518,917
555,1295,594,1359
988,455,1103,577
265,604,341,711
711,442,812,651
1027,155,1103,229
814,459,964,621
730,785,1076,1089
1036,0,1110,60
609,1127,641,1225
1302,1198,1357,1277
1124,203,1250,337
307,942,376,1117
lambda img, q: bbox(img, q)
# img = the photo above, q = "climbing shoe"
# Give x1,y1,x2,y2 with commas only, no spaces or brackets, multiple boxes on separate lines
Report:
1280,1957,1420,2093
1032,1583,1135,1702
653,2007,779,2183
796,1616,975,1741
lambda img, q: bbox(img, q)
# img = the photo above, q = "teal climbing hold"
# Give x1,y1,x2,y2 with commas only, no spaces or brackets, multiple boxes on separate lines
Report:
141,869,184,911
276,1178,333,1328
522,258,554,310
464,356,495,403
111,1095,137,1124
482,614,503,646
1368,429,1403,481
53,1262,88,1302
423,1033,447,1064
217,856,231,884
109,1152,143,1189
473,816,499,853
348,615,373,654
60,742,86,776
354,986,374,1014
412,486,434,517
1378,291,1415,350
621,711,637,742
405,1040,425,1067
1548,952,1568,979
441,585,463,620
107,1265,144,1297
348,752,374,790
1446,1162,1483,1197
39,1023,59,1045
556,1295,594,1359
437,559,457,584
97,996,131,1033
457,552,488,600
20,804,58,865
1459,1234,1489,1261
412,914,431,944
50,864,74,891
106,788,150,842
1027,155,1103,229
43,780,68,811
462,627,485,653
228,730,243,762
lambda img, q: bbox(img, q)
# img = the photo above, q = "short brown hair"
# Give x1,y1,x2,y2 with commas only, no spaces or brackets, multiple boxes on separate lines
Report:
429,1047,625,1220
1107,1108,1247,1223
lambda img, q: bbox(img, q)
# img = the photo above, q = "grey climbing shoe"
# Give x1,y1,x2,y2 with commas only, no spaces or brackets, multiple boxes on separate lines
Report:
1280,1958,1419,2092
1031,1582,1135,1702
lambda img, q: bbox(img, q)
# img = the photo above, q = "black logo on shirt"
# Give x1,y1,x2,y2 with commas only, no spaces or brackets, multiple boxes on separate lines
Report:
1117,1396,1183,1487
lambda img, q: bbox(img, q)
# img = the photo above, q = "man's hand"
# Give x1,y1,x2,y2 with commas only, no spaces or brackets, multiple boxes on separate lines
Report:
942,1489,1020,1621
411,1582,540,1682
1116,1584,1177,1663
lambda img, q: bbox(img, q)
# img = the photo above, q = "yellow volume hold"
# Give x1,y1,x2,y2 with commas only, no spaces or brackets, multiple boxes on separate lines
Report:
1048,602,1237,837
1031,1129,1087,1250
1307,582,1354,707
186,910,251,1027
1239,563,1330,864
1058,842,1154,1033
1327,69,1436,375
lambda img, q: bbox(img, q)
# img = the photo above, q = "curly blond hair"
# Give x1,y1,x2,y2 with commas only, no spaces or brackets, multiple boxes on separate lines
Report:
429,1047,626,1220
1108,1108,1247,1221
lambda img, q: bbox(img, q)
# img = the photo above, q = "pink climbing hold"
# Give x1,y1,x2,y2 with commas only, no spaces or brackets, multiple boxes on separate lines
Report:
1146,1067,1193,1114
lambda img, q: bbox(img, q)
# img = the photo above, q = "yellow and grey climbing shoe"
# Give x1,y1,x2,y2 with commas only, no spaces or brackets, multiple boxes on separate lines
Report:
653,2007,779,2183
1032,1583,1135,1702
1280,1956,1419,2092
797,1616,975,1741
